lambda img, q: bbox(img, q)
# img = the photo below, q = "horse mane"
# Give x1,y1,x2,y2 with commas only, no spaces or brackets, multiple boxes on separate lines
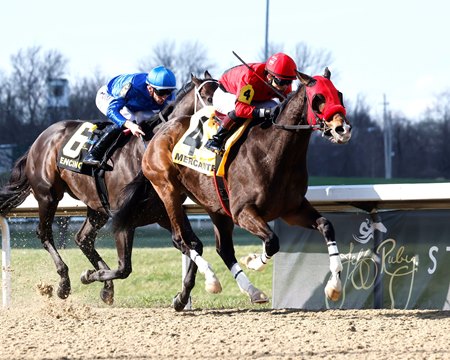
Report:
113,170,152,232
139,81,196,139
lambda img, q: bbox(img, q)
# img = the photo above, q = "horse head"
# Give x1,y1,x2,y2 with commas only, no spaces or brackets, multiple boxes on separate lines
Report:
191,71,219,109
298,68,352,144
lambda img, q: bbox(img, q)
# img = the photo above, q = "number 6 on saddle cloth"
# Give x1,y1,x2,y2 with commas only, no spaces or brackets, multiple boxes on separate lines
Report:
56,121,134,215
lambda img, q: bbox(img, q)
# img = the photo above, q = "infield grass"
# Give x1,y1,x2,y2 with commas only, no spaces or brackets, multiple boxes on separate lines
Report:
5,219,273,310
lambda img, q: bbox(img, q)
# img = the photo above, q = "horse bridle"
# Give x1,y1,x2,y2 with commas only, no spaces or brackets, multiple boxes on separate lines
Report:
271,85,327,132
194,80,219,113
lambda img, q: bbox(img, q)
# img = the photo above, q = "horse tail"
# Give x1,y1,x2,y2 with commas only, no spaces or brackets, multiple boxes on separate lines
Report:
113,170,153,231
0,151,31,216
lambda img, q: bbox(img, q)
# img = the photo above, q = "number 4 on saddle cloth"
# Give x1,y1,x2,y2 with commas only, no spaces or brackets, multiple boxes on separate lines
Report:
56,121,130,214
172,105,251,177
172,106,251,214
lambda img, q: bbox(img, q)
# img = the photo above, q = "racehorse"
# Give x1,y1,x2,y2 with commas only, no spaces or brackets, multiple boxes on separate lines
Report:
111,68,352,308
0,72,218,305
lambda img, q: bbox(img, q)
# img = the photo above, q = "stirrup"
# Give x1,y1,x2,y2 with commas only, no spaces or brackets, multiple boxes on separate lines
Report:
205,140,223,154
83,154,101,167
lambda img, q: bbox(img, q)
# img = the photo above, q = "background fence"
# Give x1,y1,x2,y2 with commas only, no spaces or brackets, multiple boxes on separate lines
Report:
2,183,450,309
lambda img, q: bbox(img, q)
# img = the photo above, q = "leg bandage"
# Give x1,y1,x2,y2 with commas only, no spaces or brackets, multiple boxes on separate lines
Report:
231,263,251,292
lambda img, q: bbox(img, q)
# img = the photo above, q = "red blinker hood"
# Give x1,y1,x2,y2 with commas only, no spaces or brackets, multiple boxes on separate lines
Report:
305,76,346,125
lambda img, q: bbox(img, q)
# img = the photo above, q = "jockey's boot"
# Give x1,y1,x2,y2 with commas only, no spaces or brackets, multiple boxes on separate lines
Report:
83,126,122,167
205,125,232,153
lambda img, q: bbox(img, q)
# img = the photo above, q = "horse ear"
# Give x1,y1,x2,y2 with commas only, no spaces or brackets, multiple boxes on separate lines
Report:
323,67,331,79
204,70,212,79
191,73,201,86
296,70,315,86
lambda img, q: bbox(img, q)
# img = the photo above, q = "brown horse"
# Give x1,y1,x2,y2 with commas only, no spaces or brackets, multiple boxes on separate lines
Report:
0,72,218,304
134,68,352,305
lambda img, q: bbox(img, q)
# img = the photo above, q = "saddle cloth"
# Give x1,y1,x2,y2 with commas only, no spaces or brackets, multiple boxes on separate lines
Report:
57,122,98,175
172,106,250,176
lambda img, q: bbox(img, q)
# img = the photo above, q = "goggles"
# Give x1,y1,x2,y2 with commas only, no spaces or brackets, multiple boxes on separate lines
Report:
152,87,174,97
272,77,293,86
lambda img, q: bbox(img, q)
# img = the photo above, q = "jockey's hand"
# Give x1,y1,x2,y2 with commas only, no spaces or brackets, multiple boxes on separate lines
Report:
125,120,146,137
252,106,280,121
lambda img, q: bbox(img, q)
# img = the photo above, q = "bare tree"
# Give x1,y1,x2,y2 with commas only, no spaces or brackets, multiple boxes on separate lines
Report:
10,46,68,127
68,70,107,120
258,41,334,75
257,42,284,61
139,40,216,85
293,42,334,75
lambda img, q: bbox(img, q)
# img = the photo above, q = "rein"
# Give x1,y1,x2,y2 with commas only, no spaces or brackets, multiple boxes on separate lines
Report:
271,86,328,132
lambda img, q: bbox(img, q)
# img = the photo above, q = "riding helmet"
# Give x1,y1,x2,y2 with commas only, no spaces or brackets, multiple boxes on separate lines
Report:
265,53,297,80
146,66,177,90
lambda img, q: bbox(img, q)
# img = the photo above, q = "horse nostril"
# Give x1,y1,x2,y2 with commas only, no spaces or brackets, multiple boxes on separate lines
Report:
335,126,345,135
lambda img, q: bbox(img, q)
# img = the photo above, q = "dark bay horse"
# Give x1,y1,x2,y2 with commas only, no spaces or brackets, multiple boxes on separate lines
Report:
0,72,218,304
127,68,352,305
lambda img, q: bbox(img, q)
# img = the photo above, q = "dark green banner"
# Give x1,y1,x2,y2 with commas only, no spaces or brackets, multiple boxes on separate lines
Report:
272,210,450,309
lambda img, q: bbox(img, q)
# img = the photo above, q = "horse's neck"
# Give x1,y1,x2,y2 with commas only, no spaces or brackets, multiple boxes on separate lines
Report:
170,90,195,118
279,86,307,126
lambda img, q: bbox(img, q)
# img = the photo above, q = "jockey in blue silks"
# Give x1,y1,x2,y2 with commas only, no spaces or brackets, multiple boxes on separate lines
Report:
84,66,177,167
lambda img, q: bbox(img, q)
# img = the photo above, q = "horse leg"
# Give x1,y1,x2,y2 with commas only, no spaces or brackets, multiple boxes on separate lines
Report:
144,159,221,294
76,208,114,305
235,205,280,272
171,214,205,311
35,197,71,299
210,213,268,304
282,198,343,301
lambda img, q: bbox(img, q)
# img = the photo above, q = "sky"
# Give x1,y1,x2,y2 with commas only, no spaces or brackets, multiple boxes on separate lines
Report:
1,0,449,120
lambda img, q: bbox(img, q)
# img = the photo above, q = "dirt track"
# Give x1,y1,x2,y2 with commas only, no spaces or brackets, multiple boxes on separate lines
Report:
0,299,449,360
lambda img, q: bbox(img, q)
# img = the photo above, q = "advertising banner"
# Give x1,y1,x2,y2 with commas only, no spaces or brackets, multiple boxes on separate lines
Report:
272,210,450,309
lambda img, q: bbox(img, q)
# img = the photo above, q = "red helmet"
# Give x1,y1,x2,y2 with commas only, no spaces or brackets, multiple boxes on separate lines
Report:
265,53,297,80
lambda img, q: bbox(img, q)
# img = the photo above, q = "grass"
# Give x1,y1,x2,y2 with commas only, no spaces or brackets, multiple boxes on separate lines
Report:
5,220,273,310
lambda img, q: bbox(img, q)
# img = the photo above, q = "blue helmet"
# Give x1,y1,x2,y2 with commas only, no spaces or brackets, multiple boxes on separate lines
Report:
146,66,177,90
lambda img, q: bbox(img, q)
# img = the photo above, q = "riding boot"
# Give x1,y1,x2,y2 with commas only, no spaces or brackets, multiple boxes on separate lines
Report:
205,125,234,153
83,126,122,167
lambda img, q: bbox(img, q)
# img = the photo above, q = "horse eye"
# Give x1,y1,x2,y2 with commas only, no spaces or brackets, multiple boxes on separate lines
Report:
312,94,325,113
207,97,213,104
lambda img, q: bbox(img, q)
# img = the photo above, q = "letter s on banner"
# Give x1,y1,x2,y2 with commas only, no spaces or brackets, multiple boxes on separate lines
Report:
428,246,438,274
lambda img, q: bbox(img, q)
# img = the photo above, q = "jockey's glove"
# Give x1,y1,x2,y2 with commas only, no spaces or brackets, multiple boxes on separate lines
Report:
252,106,280,121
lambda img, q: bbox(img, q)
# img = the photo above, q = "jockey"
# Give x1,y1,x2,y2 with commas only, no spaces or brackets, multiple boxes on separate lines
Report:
83,65,177,167
205,52,297,153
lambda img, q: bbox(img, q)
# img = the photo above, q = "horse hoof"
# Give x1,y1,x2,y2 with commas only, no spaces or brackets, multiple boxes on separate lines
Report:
240,253,267,271
80,270,95,285
172,293,189,312
205,276,222,294
325,287,341,301
57,286,70,300
247,285,269,304
325,274,342,301
100,288,114,305
239,253,257,267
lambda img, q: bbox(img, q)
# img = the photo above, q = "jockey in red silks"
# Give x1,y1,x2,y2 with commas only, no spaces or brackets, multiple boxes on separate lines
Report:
205,52,297,153
84,66,177,167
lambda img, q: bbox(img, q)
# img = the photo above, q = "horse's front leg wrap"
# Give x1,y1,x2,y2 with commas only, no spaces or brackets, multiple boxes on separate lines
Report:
230,263,269,303
327,241,343,273
325,240,343,301
190,250,222,294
